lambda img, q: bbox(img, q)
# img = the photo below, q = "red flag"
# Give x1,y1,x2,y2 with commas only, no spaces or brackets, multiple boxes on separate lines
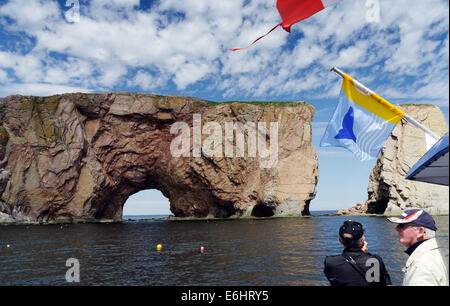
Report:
230,0,342,51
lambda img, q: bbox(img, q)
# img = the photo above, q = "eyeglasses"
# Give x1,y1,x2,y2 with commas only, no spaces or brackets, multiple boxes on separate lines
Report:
397,223,420,230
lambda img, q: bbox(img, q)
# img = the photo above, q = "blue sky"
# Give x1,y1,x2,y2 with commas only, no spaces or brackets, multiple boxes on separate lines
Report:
0,0,448,215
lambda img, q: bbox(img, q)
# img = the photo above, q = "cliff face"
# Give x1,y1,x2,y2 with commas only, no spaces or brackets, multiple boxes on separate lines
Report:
0,93,318,223
365,105,449,215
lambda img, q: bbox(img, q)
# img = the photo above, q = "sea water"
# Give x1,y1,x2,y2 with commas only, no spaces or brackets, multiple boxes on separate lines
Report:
0,213,448,285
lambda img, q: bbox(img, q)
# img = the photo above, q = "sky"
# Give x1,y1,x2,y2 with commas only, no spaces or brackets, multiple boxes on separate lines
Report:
0,0,448,215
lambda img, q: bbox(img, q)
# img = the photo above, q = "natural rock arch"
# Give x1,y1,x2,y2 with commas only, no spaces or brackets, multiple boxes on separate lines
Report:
0,93,318,223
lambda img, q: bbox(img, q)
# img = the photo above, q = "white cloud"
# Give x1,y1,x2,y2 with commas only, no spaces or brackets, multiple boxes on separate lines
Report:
0,0,60,32
0,0,447,108
0,51,17,68
0,69,7,82
173,60,216,90
127,70,169,91
0,83,92,97
13,53,45,82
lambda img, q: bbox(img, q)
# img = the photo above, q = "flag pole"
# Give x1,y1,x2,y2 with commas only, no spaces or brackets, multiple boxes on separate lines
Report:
330,66,441,142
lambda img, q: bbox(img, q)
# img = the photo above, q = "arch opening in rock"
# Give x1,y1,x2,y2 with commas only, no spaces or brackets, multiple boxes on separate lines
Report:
251,203,275,217
122,189,171,218
366,197,389,214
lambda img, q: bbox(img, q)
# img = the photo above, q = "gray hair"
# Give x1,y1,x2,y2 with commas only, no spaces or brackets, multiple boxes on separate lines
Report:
413,226,436,238
424,228,436,238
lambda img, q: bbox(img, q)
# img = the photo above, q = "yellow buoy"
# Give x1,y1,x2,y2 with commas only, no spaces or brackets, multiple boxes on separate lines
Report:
156,244,162,251
6,244,10,248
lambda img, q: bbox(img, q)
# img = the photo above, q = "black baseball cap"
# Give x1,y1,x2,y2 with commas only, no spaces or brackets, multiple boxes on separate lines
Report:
339,220,364,240
387,209,437,231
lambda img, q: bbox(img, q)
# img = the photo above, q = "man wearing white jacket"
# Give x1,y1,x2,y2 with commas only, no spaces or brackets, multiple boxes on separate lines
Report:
388,209,449,286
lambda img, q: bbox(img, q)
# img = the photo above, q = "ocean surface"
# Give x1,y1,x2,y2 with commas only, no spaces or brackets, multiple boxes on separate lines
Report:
0,211,448,286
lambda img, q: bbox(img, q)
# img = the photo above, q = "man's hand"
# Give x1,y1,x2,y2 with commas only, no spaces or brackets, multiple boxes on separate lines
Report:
362,241,369,253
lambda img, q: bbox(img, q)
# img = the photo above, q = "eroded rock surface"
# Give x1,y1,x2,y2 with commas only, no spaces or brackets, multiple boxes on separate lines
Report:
0,93,318,223
339,105,448,216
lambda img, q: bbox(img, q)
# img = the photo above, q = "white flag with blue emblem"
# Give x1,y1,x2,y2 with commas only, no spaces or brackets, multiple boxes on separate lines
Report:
321,74,405,161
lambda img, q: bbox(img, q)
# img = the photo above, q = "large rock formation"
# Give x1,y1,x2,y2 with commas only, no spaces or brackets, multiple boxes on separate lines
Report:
0,93,318,223
339,105,448,216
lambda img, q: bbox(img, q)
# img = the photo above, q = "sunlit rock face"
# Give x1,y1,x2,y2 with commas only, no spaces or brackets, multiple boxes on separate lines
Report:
365,105,449,216
0,93,318,223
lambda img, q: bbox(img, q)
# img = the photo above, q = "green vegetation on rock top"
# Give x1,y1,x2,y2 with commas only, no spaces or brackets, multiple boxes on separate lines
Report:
206,100,308,107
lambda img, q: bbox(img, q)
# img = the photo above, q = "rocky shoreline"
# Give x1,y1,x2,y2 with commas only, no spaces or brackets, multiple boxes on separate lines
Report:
0,214,313,225
6,211,449,226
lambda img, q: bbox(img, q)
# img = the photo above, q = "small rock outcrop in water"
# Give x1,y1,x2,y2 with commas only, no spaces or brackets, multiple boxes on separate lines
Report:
338,105,448,216
337,203,368,216
0,93,318,223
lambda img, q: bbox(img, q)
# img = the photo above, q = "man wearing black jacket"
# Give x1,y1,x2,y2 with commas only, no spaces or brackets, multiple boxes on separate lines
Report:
324,220,392,286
